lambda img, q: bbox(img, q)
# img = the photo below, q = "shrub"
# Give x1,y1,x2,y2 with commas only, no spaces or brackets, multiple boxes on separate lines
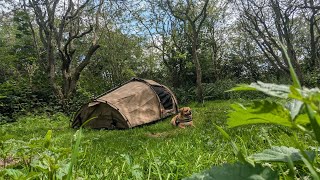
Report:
304,69,320,88
172,79,268,105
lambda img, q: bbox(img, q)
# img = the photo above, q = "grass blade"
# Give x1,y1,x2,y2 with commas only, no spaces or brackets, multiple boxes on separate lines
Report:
67,128,82,180
306,105,320,144
278,41,301,89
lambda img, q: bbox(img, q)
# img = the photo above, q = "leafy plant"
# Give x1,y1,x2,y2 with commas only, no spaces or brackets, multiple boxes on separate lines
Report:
184,162,278,180
186,43,320,179
249,146,316,163
0,129,84,179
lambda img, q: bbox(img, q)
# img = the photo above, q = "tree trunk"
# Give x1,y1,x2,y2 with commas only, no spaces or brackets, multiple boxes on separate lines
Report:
165,0,208,103
211,38,219,82
285,46,304,84
192,33,203,102
28,0,102,110
310,14,317,69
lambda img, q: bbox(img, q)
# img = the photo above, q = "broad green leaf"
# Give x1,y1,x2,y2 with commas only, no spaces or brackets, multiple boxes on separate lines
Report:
228,81,290,99
249,146,315,163
56,161,70,179
288,86,303,101
228,101,311,128
289,87,320,112
131,164,143,180
289,86,320,102
183,162,278,180
228,101,292,128
286,100,303,120
293,87,320,143
295,114,311,125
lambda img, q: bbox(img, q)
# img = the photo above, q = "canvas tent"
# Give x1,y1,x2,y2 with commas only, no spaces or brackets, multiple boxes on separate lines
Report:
71,78,178,129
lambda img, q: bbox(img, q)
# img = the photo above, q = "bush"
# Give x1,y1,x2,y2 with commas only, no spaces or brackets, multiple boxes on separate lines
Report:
304,69,320,88
171,79,267,105
0,79,60,123
204,80,268,100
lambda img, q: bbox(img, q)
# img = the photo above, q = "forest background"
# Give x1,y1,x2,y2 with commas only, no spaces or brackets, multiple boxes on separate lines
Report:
1,0,320,121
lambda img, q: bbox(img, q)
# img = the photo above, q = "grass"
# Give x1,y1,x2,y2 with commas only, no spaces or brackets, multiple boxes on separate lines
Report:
0,100,317,179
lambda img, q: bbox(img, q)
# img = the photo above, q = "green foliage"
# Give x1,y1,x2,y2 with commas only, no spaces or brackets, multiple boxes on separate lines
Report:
184,162,278,180
185,44,320,179
0,11,65,121
173,80,267,104
229,82,320,143
249,146,315,163
229,81,290,99
0,115,86,179
304,69,320,88
80,31,144,95
0,131,74,179
1,100,318,179
227,101,310,128
67,129,82,180
203,80,238,100
0,78,61,123
213,123,249,164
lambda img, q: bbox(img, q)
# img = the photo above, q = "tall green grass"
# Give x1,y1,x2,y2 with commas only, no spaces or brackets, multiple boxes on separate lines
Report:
0,100,316,179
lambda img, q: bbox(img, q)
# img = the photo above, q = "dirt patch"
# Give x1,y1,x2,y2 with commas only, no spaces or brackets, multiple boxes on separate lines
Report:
146,132,170,138
0,157,19,168
146,128,184,138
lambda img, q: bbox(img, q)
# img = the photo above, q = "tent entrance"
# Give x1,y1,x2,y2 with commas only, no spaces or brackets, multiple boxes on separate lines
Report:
151,85,173,110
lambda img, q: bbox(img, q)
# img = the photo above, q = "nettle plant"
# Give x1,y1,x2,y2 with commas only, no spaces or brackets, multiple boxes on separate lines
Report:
0,129,83,180
186,46,320,179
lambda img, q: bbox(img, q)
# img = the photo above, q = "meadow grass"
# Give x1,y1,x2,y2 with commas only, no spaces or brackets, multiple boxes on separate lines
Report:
0,100,317,179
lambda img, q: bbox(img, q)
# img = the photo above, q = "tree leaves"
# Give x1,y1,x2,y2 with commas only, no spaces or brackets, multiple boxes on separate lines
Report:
184,162,278,180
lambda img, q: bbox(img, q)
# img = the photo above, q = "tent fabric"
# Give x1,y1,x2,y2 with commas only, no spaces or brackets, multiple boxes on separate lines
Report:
71,78,178,129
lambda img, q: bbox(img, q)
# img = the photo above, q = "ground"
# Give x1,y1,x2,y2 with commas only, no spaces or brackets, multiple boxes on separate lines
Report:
0,100,317,179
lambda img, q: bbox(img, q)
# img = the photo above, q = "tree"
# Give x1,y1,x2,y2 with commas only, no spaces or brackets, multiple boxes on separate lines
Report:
300,0,320,70
166,0,209,102
120,0,192,88
81,30,144,94
201,0,229,82
25,0,102,106
238,0,304,84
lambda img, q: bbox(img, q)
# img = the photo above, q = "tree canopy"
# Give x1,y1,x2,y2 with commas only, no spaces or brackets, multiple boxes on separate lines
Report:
1,0,320,117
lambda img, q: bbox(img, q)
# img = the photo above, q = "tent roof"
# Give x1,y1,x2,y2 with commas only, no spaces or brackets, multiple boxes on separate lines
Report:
71,78,178,129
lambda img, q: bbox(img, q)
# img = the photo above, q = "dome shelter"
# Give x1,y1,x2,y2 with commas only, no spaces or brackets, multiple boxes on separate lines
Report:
71,78,178,129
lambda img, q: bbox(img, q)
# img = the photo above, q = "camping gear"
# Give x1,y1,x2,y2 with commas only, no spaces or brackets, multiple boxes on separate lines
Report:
71,78,178,129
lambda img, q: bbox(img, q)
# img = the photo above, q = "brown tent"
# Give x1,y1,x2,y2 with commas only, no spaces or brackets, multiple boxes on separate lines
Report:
71,78,178,129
